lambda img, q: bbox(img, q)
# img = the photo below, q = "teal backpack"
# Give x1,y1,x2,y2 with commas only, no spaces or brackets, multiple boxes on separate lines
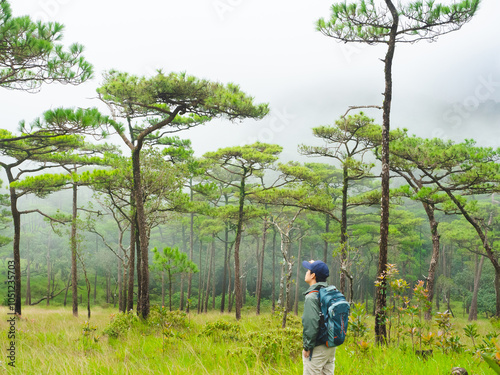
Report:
311,285,350,347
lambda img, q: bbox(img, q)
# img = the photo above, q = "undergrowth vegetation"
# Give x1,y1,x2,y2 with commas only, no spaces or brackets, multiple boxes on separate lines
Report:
0,305,497,374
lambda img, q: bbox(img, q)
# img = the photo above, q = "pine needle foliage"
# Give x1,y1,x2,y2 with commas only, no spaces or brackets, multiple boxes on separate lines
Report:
0,0,93,91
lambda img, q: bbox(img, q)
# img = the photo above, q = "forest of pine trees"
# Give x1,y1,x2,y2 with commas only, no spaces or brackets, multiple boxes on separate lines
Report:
0,0,496,341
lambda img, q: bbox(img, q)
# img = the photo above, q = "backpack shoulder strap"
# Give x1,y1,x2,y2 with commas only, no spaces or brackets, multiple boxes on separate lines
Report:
307,284,327,297
308,284,326,293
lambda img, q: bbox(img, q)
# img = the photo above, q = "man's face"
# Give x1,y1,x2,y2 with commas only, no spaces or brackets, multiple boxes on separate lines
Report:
304,269,315,284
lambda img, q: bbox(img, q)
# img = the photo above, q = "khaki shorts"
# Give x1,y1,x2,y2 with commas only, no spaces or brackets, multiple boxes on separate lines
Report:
302,344,336,375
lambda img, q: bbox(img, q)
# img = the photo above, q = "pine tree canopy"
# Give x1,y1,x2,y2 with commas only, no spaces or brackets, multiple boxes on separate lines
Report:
0,0,93,91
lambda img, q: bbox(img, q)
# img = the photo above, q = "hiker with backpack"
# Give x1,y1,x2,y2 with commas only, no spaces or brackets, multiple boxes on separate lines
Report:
302,260,350,375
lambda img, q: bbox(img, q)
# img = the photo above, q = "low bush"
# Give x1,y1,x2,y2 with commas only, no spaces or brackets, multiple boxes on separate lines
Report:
200,319,240,341
148,304,190,330
103,311,139,338
244,326,302,363
490,316,500,330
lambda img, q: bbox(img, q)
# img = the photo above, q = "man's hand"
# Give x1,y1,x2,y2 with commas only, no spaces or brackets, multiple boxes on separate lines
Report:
302,349,310,359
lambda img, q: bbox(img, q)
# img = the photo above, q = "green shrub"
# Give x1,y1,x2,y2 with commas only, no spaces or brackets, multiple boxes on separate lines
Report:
491,316,500,330
434,311,464,354
200,320,240,341
349,302,370,340
148,305,190,330
244,327,302,363
103,312,139,339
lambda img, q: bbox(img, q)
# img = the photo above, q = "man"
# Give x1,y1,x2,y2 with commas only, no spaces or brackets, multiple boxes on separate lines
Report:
302,260,336,375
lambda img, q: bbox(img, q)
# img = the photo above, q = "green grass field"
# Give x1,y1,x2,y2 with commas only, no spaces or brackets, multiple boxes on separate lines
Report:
0,305,497,374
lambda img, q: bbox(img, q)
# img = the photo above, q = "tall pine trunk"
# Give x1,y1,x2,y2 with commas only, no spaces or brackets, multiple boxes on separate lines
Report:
133,147,150,319
127,199,137,312
424,203,440,320
233,176,246,320
71,183,79,317
375,0,398,345
135,226,142,315
339,164,349,293
281,240,293,328
272,228,276,313
9,181,22,315
186,208,194,313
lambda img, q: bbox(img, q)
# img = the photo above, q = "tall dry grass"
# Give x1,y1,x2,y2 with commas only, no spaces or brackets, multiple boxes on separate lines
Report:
0,305,496,374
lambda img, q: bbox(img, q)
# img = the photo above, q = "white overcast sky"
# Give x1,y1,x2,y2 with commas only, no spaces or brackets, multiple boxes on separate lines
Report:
2,0,500,160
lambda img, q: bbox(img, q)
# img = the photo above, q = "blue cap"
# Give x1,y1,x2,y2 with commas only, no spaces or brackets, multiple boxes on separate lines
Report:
302,260,329,279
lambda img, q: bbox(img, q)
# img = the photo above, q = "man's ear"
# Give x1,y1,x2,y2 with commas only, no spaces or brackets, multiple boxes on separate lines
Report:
310,273,316,280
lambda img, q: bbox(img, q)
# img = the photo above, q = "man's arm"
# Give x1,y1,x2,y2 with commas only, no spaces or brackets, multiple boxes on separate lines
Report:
302,292,321,352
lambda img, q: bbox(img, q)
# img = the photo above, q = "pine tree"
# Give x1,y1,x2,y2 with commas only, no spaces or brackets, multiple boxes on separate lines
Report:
97,70,269,318
317,0,481,343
